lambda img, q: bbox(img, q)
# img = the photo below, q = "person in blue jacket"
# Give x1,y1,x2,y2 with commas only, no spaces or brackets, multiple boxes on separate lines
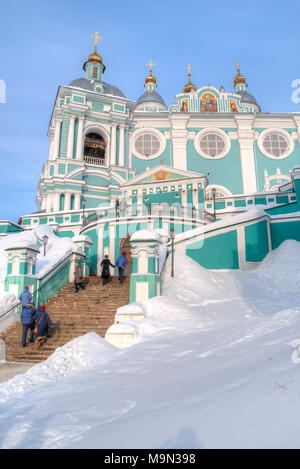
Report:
33,305,54,348
21,303,36,347
116,252,127,284
19,286,32,309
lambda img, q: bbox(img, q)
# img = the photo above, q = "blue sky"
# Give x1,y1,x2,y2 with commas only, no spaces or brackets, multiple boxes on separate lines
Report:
0,0,300,222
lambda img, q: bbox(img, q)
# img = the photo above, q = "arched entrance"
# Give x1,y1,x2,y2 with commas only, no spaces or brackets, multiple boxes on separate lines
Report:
84,132,106,164
119,234,132,275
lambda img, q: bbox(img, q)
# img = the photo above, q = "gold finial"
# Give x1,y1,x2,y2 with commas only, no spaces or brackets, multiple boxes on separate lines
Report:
234,61,246,86
87,31,103,65
145,60,157,85
91,31,102,53
146,60,156,75
183,64,197,92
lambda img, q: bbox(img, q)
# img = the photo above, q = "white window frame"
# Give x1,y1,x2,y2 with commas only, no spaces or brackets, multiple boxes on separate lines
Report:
132,128,166,160
258,128,294,160
194,128,231,160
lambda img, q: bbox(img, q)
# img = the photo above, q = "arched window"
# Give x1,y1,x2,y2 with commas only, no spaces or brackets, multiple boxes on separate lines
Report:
93,67,98,79
84,133,106,165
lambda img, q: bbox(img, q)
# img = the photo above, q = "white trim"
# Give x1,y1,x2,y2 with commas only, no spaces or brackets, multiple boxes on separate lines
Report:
194,128,231,159
258,128,294,160
132,128,166,160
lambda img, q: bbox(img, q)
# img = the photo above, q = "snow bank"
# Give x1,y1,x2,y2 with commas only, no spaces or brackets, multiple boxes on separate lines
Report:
257,239,300,292
0,292,19,334
131,229,162,242
0,333,118,404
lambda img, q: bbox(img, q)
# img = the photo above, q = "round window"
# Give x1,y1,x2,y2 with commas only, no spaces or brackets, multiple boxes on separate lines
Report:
134,133,161,157
262,132,289,157
199,132,226,157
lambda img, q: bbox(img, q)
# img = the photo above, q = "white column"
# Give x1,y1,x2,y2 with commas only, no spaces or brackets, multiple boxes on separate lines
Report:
170,115,190,171
119,125,125,167
53,118,62,160
49,138,55,161
64,193,71,211
54,193,60,212
235,115,257,194
46,194,52,213
76,117,84,160
110,123,117,166
67,116,76,159
74,194,81,210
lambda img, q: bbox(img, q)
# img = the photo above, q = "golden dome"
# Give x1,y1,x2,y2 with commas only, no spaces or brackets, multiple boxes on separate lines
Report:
183,80,197,93
88,50,103,65
234,62,246,86
145,74,157,85
183,64,197,93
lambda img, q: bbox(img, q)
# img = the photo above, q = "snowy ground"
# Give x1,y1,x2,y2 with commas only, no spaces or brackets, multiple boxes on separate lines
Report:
0,240,300,449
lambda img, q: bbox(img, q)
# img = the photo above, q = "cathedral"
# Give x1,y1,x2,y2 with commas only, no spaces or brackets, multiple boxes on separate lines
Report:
13,33,300,275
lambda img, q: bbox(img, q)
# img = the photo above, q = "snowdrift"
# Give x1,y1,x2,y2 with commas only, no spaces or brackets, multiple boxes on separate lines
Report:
1,241,300,448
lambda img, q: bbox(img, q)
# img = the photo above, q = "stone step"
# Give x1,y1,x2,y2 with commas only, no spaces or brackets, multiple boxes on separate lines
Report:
2,275,130,363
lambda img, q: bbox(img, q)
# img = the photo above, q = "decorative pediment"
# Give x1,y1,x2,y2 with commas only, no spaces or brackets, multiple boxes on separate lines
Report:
168,86,253,113
121,165,207,188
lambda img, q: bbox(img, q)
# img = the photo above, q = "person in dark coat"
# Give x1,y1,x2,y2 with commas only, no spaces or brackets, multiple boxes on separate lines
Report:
33,305,54,348
74,264,85,292
19,286,32,309
116,252,127,284
101,255,115,286
21,303,36,347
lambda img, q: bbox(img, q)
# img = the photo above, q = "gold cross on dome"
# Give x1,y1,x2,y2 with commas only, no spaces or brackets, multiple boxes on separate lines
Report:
91,31,102,52
185,64,194,75
146,60,156,75
234,61,242,72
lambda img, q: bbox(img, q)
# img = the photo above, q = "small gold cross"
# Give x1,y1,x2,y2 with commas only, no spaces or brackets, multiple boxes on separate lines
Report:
146,60,156,74
91,31,102,52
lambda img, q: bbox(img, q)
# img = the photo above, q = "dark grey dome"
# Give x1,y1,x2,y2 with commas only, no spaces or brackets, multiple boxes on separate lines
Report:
236,90,259,107
69,78,126,98
137,89,166,106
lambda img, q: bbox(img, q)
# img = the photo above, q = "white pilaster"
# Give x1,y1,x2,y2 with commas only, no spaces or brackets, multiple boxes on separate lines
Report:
74,194,81,210
46,194,52,213
110,123,117,166
76,117,84,160
53,118,62,160
54,192,60,212
64,193,71,211
119,125,125,167
49,138,55,161
67,116,76,159
235,115,257,194
170,114,190,171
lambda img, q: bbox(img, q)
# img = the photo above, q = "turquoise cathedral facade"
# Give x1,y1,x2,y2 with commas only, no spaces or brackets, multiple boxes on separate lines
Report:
3,34,300,288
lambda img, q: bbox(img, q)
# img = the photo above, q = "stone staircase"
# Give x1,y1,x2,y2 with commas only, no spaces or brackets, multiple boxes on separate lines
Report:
0,276,130,363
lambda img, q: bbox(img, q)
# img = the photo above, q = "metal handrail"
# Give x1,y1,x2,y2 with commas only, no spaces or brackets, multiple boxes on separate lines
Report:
0,250,83,322
82,203,214,228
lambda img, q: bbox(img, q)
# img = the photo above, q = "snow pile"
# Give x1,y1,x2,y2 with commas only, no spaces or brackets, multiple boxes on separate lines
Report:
131,229,162,242
34,225,81,278
0,333,119,404
1,244,300,448
0,292,19,334
0,226,82,289
257,239,300,292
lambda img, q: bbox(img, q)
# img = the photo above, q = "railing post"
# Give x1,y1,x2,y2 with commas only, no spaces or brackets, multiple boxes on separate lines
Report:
129,231,162,303
4,243,40,300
